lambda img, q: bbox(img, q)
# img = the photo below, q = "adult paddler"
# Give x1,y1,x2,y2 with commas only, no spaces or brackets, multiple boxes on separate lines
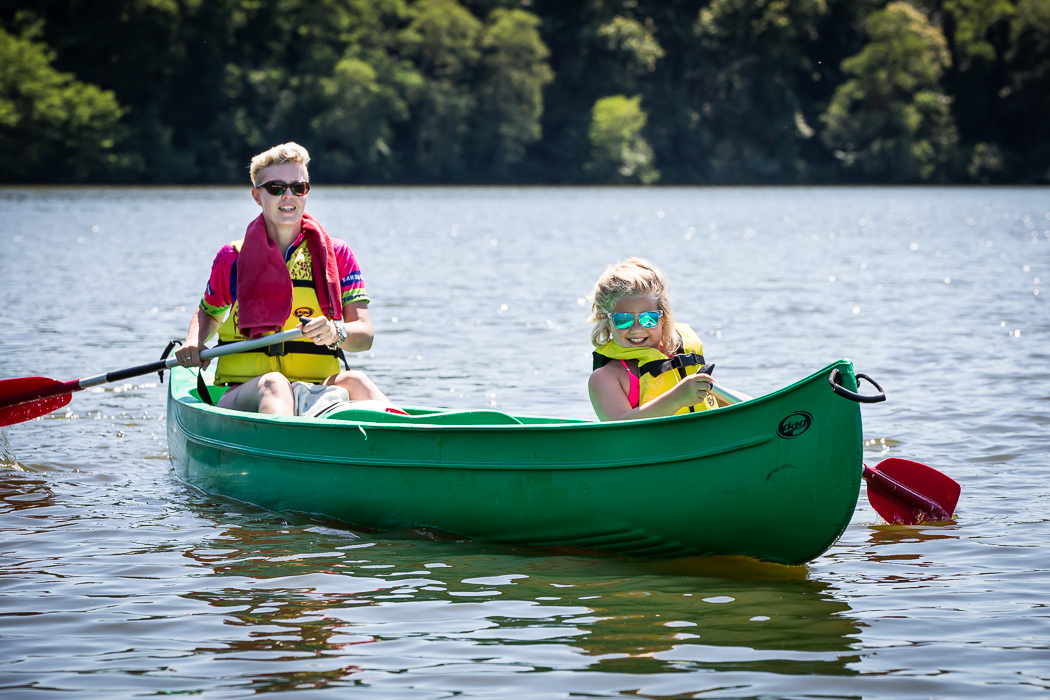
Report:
174,142,397,415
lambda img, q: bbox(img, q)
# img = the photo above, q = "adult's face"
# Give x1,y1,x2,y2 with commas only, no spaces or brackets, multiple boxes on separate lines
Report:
251,162,309,230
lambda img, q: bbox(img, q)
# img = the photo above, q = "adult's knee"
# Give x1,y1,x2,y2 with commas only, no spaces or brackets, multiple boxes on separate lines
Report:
328,370,368,386
342,370,369,384
329,370,387,402
258,372,293,396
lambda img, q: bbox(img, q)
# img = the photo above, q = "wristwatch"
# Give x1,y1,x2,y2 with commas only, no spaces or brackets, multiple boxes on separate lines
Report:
329,322,347,350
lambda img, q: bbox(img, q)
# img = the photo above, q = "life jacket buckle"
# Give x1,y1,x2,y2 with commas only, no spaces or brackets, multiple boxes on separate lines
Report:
265,342,287,357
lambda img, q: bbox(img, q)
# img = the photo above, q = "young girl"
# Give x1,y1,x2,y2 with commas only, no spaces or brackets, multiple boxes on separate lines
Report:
587,257,748,421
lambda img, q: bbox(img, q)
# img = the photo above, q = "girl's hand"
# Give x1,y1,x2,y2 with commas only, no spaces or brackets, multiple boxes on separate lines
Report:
669,373,713,410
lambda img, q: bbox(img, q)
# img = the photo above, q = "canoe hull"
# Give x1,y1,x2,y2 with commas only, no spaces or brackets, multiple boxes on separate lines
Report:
167,360,864,564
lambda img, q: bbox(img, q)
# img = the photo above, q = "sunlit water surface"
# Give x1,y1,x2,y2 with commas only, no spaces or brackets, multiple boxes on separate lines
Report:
1,186,1048,698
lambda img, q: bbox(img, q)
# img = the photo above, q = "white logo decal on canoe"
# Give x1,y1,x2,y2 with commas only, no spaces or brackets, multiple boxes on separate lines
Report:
777,411,813,439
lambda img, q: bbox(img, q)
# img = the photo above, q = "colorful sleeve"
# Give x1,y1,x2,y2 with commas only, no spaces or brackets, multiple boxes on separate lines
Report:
333,239,370,306
200,244,237,318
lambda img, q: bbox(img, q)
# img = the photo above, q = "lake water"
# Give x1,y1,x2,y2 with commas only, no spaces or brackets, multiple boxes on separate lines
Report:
1,185,1048,698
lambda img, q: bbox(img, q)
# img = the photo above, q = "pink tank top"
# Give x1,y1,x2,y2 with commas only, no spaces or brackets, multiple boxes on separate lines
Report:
620,360,640,408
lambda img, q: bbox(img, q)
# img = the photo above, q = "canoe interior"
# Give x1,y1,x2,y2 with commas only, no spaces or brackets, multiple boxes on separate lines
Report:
167,360,865,565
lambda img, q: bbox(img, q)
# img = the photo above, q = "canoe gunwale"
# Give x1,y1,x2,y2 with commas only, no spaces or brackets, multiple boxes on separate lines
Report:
170,358,857,431
170,404,775,470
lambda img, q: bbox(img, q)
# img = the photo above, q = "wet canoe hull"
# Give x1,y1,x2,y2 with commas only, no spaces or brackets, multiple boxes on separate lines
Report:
167,360,864,564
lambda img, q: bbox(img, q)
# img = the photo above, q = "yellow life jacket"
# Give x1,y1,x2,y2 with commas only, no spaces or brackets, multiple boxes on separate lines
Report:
593,323,717,415
213,238,341,385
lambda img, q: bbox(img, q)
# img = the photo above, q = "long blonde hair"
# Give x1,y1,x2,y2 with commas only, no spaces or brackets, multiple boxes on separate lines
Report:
588,257,679,351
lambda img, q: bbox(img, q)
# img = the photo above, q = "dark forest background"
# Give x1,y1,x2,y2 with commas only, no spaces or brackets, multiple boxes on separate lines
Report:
1,0,1046,185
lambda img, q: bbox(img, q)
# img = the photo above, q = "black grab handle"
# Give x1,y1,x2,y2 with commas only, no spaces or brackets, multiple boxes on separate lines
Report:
829,369,886,403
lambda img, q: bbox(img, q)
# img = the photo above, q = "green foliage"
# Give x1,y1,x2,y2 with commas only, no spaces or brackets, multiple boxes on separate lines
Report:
473,9,554,175
394,1,553,181
684,0,829,183
586,94,659,184
597,16,665,74
819,2,959,181
309,57,412,179
1003,0,1050,177
696,0,827,44
401,0,482,77
0,0,1046,183
944,0,1014,70
1009,0,1050,65
0,21,134,181
399,0,482,180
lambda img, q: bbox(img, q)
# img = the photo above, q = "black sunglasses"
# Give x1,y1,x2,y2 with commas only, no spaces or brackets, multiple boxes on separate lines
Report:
256,180,311,196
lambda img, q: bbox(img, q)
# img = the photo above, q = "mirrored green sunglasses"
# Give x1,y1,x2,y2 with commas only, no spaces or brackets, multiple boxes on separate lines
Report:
607,310,662,329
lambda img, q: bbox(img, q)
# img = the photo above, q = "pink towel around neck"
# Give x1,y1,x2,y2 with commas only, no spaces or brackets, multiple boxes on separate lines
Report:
237,212,343,339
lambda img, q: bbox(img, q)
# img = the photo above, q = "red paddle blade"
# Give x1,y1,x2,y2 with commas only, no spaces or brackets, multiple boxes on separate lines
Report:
0,377,73,427
864,458,961,525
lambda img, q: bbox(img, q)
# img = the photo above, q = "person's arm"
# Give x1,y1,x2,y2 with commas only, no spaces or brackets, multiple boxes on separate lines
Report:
175,245,235,369
316,239,373,352
588,364,637,421
590,366,731,421
175,306,223,368
338,301,375,352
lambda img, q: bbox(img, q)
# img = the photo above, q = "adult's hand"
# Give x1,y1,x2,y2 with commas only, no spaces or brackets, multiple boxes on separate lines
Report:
176,308,221,369
174,341,209,369
300,315,342,348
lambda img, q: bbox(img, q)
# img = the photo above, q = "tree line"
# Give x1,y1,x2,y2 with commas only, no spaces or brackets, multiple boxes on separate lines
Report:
0,0,1047,185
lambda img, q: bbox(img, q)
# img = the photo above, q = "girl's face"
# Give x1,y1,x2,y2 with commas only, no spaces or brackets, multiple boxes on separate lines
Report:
609,295,664,350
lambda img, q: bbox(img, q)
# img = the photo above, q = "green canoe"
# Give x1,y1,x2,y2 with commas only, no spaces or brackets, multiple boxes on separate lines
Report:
167,359,868,565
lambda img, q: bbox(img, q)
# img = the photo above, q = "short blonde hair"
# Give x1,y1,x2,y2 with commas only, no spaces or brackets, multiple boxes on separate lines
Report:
588,257,679,351
250,142,311,185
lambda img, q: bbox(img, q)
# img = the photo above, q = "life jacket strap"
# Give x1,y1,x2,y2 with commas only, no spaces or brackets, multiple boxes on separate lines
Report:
196,369,215,405
216,339,350,370
639,352,706,378
217,338,338,358
157,339,182,383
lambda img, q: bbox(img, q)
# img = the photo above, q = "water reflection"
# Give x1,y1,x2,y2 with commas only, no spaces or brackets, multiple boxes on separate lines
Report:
165,512,864,692
0,470,56,511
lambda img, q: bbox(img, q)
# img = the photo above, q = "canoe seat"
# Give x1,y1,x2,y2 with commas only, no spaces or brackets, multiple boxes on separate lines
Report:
326,408,522,426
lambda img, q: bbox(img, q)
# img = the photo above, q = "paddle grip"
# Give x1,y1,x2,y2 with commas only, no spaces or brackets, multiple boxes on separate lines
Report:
708,384,749,406
696,363,751,406
862,464,949,520
103,361,170,384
